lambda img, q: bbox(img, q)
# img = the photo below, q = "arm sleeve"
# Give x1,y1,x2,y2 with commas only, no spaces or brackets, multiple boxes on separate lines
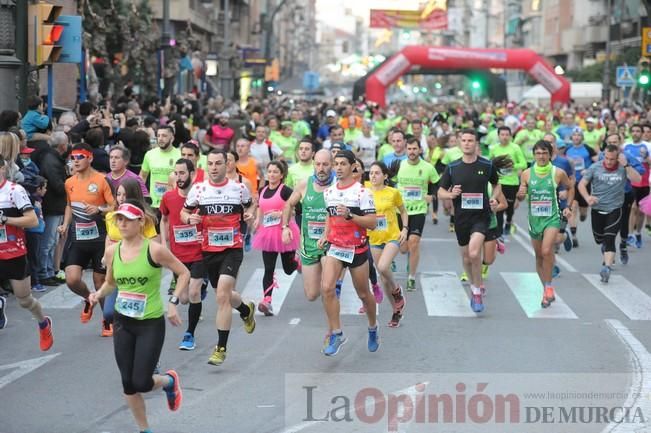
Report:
140,152,151,174
513,146,527,170
394,188,404,208
12,185,34,212
428,164,441,184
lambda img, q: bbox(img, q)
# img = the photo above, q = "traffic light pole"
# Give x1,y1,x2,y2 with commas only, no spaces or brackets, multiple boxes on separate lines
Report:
262,0,289,97
0,0,23,112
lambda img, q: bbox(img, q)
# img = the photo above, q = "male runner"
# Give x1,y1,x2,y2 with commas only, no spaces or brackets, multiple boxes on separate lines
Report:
438,129,501,313
181,150,257,366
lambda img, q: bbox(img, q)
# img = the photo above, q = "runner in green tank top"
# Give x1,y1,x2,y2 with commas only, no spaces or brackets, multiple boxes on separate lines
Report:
518,141,574,309
89,201,190,432
282,149,334,302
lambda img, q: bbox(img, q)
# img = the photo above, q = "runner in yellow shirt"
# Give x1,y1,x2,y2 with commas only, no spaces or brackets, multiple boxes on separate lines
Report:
366,161,408,328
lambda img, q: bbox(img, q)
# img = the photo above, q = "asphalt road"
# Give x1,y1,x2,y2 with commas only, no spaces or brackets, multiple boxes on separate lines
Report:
1,210,651,433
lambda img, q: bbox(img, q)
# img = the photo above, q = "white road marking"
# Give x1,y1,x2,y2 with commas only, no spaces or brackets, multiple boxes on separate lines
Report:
0,353,60,390
289,318,301,326
501,272,578,319
420,271,476,317
603,320,651,433
512,223,578,273
340,272,380,316
585,274,651,321
240,268,297,316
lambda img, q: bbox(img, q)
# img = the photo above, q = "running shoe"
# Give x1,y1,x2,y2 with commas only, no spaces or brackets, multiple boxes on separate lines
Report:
480,284,486,296
600,265,611,283
392,285,405,311
242,301,256,333
244,233,252,252
406,278,416,291
496,238,506,254
321,333,331,353
368,327,379,352
358,305,366,314
54,270,66,283
39,316,53,351
470,293,484,313
552,265,560,279
163,370,182,411
80,299,94,324
481,264,489,280
258,296,274,316
572,236,579,248
372,283,383,304
563,230,573,252
541,286,555,308
323,332,347,356
101,320,113,337
0,296,6,329
431,216,438,225
459,272,468,282
207,346,227,365
627,234,636,247
620,248,629,265
31,283,46,293
179,332,196,350
388,312,402,328
448,223,455,233
635,234,643,249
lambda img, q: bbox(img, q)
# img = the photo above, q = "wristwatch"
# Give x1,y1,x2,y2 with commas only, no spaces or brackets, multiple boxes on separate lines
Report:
344,210,353,220
168,295,180,305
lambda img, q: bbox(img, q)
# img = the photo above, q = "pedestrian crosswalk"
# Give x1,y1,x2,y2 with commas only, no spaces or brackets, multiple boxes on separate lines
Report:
583,274,651,321
502,272,577,319
240,268,297,316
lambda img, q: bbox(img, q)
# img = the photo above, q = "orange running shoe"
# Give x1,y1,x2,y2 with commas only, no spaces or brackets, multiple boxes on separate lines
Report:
541,286,556,308
164,370,182,411
39,316,53,351
80,300,94,323
101,320,113,337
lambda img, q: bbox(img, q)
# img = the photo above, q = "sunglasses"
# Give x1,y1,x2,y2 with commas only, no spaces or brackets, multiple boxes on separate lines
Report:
71,154,87,160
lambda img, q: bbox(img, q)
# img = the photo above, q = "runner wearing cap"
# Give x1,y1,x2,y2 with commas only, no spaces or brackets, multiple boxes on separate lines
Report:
58,143,114,334
89,200,187,433
583,117,604,151
0,155,53,350
181,150,257,366
318,149,378,356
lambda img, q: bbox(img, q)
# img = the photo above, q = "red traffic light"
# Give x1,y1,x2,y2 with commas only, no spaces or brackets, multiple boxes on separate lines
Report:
44,24,64,44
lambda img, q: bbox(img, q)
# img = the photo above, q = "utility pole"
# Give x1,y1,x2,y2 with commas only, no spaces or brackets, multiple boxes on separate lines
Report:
602,0,612,103
220,0,231,100
0,0,23,112
262,0,289,95
159,0,170,98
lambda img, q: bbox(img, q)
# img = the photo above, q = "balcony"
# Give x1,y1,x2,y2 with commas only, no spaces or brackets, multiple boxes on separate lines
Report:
561,24,607,51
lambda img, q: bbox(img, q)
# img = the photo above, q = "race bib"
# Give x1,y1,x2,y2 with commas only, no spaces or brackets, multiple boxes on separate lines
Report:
115,291,147,319
207,228,234,247
403,187,422,201
461,193,483,209
262,212,281,228
328,244,355,263
173,224,198,243
153,181,168,197
572,157,585,171
75,221,99,240
531,200,553,217
0,226,6,243
307,221,325,239
376,215,387,231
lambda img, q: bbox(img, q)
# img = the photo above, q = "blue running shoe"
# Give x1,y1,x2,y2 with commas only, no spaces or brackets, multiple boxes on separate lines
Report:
179,332,196,351
31,283,46,293
470,293,484,313
552,265,560,278
244,233,252,252
368,326,379,352
627,235,637,247
323,332,347,356
600,266,611,283
635,234,643,249
563,231,573,252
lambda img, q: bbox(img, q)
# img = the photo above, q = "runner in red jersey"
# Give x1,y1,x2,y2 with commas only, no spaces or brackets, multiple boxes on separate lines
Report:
161,158,206,351
318,150,378,357
181,150,257,366
0,155,53,351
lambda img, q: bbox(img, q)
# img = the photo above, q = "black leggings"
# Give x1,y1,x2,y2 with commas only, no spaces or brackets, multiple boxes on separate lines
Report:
262,251,297,297
113,314,165,395
496,184,518,236
592,208,623,253
619,191,634,246
367,248,378,286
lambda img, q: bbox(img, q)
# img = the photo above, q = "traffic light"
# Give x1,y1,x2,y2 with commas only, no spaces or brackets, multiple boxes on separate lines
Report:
471,80,481,90
638,60,651,88
28,2,63,66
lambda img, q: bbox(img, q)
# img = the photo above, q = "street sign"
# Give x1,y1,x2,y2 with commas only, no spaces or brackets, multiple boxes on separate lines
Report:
616,66,637,87
55,15,82,64
303,71,319,91
642,27,651,57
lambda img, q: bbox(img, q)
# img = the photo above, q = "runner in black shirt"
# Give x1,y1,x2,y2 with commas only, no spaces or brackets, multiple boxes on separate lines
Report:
438,129,501,313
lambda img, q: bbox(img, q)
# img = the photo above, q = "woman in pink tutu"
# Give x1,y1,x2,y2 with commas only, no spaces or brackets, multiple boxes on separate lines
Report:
251,160,300,315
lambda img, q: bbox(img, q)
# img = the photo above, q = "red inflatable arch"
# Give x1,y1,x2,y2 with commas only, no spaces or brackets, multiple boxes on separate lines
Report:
366,46,571,107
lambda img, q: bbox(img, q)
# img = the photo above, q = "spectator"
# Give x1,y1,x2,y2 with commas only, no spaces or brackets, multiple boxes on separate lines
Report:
0,131,24,183
22,96,50,139
124,129,150,174
0,110,20,132
85,127,110,173
33,131,69,286
24,175,48,292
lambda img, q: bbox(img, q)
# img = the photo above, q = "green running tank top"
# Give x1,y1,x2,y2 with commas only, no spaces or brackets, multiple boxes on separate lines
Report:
300,180,327,256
